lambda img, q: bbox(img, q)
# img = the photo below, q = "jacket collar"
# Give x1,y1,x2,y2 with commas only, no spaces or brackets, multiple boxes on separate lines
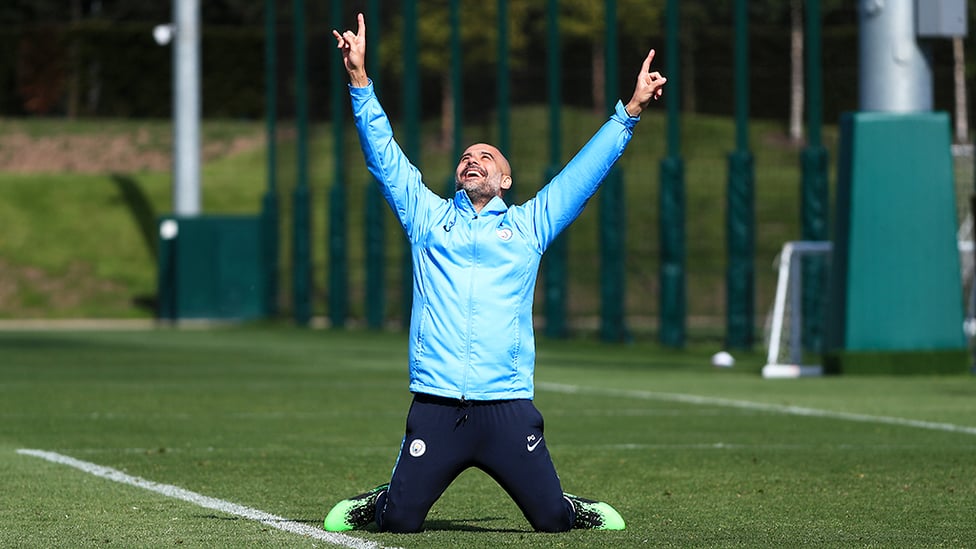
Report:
454,191,509,216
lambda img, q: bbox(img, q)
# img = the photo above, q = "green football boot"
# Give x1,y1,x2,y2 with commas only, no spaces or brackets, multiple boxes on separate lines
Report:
563,492,626,530
323,483,389,532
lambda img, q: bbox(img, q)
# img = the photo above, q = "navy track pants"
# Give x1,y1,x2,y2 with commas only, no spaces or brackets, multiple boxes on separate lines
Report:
374,393,575,533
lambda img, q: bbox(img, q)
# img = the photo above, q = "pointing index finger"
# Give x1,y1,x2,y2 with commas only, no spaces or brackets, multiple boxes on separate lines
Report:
641,49,655,74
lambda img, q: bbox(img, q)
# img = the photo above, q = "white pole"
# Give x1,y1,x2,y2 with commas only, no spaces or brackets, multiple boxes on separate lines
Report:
173,0,201,215
765,242,794,367
858,0,933,112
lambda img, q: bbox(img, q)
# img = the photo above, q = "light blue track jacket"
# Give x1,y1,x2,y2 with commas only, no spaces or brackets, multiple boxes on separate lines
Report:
350,82,639,401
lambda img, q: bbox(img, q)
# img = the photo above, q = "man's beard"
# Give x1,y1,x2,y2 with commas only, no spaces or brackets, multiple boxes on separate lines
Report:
457,176,499,203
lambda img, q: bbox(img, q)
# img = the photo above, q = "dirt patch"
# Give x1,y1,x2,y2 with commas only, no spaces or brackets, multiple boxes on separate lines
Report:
0,129,263,174
0,258,135,317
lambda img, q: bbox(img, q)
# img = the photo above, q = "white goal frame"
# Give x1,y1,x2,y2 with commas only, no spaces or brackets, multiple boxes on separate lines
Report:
762,241,832,379
763,238,976,379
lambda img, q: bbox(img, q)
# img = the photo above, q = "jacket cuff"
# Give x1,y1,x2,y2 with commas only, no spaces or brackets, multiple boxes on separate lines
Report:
348,79,374,96
613,100,640,129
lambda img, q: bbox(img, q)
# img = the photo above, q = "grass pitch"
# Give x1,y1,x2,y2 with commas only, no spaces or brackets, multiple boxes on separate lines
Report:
2,327,974,547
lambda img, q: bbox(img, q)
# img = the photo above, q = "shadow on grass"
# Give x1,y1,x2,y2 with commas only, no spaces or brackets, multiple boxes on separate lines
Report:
194,514,526,533
110,173,158,259
421,518,525,533
0,335,97,350
110,173,159,314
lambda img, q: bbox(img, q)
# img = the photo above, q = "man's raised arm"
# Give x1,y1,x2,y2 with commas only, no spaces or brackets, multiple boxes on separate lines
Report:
332,13,369,88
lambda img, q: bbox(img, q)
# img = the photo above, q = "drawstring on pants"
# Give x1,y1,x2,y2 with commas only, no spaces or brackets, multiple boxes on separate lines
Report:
455,397,470,428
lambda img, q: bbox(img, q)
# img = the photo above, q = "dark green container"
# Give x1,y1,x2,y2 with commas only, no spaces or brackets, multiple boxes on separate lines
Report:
157,215,268,321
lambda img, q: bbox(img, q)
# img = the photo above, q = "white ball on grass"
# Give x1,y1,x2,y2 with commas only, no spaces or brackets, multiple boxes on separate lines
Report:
711,351,735,368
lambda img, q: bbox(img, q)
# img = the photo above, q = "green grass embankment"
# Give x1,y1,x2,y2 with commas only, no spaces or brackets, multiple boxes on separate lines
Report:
0,108,834,334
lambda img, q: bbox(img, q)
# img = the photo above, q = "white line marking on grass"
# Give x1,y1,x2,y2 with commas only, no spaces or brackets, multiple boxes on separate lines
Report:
16,449,398,549
537,382,976,436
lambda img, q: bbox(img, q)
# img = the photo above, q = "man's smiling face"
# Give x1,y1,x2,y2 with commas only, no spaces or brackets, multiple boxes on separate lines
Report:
455,143,512,207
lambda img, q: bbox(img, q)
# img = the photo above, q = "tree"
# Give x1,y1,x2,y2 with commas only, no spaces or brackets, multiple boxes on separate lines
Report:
379,1,532,150
953,35,968,144
789,0,803,143
559,0,661,114
789,0,854,144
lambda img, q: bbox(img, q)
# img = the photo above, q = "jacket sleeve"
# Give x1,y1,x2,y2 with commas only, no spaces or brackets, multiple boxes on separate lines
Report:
350,82,440,241
522,100,639,252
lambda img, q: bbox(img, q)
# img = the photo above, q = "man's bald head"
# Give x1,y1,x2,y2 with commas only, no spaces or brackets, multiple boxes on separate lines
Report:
455,143,513,211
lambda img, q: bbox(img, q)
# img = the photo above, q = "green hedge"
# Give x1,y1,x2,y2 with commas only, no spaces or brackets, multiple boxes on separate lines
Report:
0,22,265,118
0,22,960,121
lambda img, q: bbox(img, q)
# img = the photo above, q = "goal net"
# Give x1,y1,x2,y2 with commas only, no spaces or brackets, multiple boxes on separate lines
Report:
763,237,976,379
762,241,832,378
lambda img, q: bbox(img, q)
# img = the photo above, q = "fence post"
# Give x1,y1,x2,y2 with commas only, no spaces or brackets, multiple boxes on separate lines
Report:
364,1,385,329
726,0,755,349
600,0,626,342
291,0,311,326
261,0,279,317
659,0,686,347
444,0,463,196
328,0,348,328
543,0,567,338
801,0,829,354
400,0,420,329
497,0,514,204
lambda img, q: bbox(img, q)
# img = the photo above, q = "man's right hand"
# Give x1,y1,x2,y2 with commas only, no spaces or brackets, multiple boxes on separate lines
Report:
332,12,369,87
624,49,667,117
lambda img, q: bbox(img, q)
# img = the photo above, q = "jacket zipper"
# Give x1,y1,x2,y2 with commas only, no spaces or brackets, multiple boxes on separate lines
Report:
461,213,478,398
